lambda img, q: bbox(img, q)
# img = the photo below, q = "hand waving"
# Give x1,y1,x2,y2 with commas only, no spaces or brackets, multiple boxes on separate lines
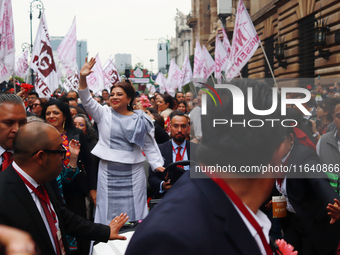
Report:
108,213,129,240
68,139,81,158
80,57,96,77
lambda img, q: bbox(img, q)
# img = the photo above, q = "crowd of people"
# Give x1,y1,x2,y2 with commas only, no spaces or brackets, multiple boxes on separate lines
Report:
2,63,340,255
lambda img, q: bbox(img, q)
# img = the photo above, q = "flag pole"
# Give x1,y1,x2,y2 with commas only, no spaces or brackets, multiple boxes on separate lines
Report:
210,75,216,85
260,43,278,87
222,73,228,83
13,74,16,93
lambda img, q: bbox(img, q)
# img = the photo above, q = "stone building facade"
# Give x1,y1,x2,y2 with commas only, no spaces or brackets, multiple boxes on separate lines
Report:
169,10,192,68
187,0,340,86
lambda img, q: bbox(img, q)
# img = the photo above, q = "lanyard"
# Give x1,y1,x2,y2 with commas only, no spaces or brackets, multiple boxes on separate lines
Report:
172,144,187,161
211,176,273,255
14,168,57,223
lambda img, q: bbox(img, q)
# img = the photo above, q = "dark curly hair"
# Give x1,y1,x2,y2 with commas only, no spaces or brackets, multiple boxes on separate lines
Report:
41,99,73,131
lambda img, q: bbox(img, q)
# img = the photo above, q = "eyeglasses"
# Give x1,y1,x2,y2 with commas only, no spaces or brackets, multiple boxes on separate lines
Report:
30,146,67,160
32,104,41,107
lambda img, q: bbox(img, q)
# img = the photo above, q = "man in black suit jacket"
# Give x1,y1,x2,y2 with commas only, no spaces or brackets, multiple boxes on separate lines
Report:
148,111,196,198
126,80,292,254
279,131,340,255
0,94,27,171
0,122,128,255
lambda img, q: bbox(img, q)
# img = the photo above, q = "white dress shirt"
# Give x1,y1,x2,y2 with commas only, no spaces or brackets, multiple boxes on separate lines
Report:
159,140,189,193
13,161,59,253
231,200,271,255
0,146,13,167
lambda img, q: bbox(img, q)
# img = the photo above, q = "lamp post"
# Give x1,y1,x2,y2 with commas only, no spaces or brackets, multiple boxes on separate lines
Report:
144,37,170,73
78,42,82,68
274,37,288,69
158,37,170,73
315,18,331,60
29,0,44,84
21,42,31,52
150,59,154,73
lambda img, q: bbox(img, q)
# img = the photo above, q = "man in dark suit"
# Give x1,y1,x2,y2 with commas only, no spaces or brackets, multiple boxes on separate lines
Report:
126,80,291,255
148,111,196,198
0,94,27,171
0,122,128,255
277,128,340,255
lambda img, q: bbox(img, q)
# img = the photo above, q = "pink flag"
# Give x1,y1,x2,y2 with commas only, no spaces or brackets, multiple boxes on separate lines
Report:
14,49,29,78
222,27,232,58
214,35,228,83
226,0,260,81
166,59,182,96
86,54,105,94
155,72,167,94
146,83,156,94
149,85,156,94
0,0,15,82
57,17,78,76
103,55,121,90
181,53,192,90
193,39,204,79
63,71,80,92
57,17,79,91
30,12,58,98
201,45,215,79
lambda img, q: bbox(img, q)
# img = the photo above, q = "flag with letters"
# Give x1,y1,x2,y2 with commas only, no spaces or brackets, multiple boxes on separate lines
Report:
181,53,192,89
30,12,58,98
0,0,15,82
103,55,121,90
86,54,105,94
226,0,260,81
15,49,29,78
57,17,79,91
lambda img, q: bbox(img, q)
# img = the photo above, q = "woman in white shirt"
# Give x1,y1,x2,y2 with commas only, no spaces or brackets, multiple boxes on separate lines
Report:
78,58,164,224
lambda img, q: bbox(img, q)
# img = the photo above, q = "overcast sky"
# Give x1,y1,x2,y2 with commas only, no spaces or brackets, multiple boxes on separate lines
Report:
12,0,191,72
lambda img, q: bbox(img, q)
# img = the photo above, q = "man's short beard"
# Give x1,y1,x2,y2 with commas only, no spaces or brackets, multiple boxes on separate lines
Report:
173,136,185,144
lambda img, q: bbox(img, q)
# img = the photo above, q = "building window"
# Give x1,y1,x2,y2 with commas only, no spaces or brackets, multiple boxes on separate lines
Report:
298,15,315,78
241,63,248,78
264,36,274,78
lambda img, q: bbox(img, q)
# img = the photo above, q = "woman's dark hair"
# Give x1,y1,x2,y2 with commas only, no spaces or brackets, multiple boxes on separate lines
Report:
36,98,48,109
41,99,74,130
152,113,165,129
69,105,86,115
57,95,70,104
157,94,174,109
110,81,135,111
146,107,157,114
73,114,98,140
178,100,187,108
318,98,335,121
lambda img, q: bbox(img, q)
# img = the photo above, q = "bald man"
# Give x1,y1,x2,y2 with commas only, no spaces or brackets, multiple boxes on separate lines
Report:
0,122,128,255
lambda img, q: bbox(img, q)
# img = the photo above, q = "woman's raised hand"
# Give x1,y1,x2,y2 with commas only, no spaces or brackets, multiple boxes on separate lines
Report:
69,139,81,157
79,57,96,90
80,57,96,77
